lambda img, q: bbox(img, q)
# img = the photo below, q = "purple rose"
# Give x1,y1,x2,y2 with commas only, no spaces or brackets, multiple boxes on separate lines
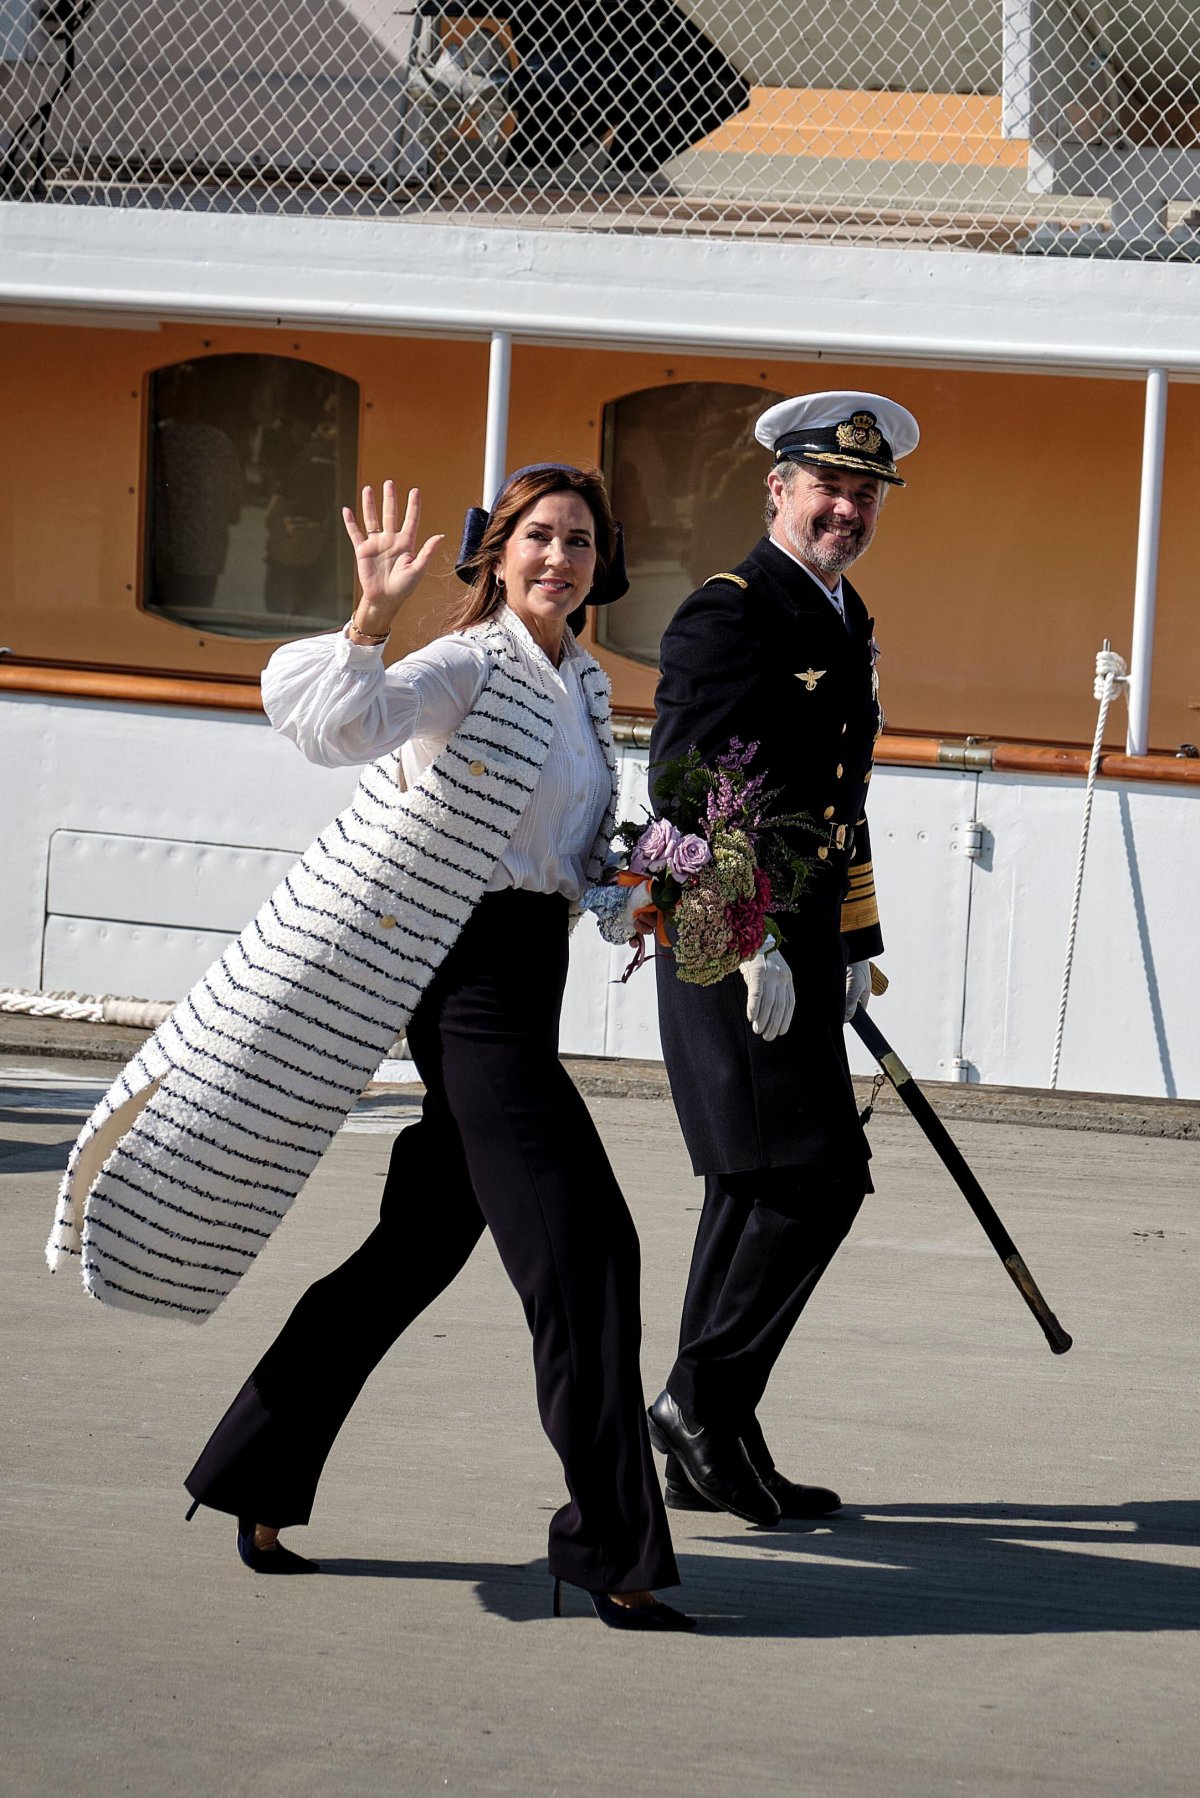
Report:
666,832,712,882
631,817,681,873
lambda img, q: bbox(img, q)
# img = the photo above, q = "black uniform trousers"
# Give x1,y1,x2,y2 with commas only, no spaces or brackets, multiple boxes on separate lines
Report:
185,889,678,1596
657,882,869,1468
667,1165,865,1461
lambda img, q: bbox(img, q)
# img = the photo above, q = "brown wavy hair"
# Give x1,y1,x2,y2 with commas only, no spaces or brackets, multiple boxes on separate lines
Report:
447,463,618,632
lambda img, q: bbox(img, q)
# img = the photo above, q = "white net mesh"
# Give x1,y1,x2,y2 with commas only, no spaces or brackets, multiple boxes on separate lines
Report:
4,1,1200,257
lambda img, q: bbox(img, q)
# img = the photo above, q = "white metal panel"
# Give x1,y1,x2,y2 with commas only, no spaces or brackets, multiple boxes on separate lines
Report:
963,772,1200,1097
0,692,358,992
46,830,298,932
41,915,236,1000
845,765,979,1081
7,693,1200,1096
8,205,1200,376
600,748,665,1061
561,743,657,1058
560,906,611,1058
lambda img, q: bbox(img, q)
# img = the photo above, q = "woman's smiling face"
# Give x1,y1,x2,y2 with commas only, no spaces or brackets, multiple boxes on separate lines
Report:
497,491,598,655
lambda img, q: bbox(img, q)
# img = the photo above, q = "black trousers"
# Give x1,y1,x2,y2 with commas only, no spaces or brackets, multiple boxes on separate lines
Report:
664,1164,866,1471
185,889,678,1595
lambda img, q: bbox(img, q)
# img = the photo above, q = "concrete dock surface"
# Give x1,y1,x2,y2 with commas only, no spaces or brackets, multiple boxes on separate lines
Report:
2,1053,1197,1797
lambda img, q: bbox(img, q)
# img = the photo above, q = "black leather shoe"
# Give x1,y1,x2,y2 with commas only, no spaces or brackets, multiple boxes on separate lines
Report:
236,1518,320,1574
760,1469,842,1518
664,1477,719,1512
646,1391,780,1527
665,1471,840,1517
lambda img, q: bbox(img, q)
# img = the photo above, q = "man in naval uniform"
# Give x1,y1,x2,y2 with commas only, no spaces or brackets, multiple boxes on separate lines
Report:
646,390,919,1526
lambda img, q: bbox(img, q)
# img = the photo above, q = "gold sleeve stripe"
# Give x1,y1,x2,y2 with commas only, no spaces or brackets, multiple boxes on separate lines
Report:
842,858,878,932
841,894,880,931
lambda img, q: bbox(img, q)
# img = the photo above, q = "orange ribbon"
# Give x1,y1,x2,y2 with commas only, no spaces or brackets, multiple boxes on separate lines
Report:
615,869,672,948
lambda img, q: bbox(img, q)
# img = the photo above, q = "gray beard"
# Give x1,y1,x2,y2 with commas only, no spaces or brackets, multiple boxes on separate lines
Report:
786,522,866,577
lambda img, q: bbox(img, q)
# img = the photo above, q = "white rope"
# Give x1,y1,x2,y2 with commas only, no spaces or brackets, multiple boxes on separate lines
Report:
1049,643,1129,1089
0,988,173,1027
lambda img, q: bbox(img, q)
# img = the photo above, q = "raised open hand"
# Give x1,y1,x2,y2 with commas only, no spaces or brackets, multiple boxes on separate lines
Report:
342,481,444,633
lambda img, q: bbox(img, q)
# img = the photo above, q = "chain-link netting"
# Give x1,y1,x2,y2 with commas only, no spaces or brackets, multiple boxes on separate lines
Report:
4,2,1200,257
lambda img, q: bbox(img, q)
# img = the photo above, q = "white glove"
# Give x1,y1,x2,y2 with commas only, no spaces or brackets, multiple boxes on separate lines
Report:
741,941,795,1041
845,959,871,1022
620,879,655,936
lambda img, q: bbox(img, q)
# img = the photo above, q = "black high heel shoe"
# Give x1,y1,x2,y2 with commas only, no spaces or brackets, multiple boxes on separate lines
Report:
235,1517,320,1575
553,1577,696,1631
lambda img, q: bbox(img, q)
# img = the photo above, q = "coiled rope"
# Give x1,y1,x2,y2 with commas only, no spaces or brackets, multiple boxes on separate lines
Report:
0,989,173,1028
1049,642,1128,1089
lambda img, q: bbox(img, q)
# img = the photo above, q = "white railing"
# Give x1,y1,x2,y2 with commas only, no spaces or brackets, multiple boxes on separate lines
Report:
3,2,1200,257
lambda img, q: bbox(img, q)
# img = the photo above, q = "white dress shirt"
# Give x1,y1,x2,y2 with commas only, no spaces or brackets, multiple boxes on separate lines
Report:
261,608,613,900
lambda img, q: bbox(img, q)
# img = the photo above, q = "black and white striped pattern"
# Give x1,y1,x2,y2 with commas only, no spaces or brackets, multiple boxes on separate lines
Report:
45,619,619,1323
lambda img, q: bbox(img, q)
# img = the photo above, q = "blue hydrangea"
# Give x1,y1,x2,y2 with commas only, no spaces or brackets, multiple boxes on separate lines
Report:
580,884,634,946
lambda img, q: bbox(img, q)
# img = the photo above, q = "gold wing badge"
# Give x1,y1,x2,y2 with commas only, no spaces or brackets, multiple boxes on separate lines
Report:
796,668,826,692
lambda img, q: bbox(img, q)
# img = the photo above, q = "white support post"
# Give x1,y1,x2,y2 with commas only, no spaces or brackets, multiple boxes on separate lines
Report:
1126,368,1168,756
481,329,512,507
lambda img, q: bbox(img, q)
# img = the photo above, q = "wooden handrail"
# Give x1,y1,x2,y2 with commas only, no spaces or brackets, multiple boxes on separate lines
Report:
3,661,1199,784
0,662,264,712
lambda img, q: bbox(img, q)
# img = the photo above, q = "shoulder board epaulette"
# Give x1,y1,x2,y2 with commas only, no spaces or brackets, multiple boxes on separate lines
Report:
703,572,748,589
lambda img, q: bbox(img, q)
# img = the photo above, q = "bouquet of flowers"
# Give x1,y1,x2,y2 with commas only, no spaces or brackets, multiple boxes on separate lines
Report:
582,739,821,986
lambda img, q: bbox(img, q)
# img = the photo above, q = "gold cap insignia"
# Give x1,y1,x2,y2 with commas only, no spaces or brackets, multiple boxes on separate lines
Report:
836,412,882,454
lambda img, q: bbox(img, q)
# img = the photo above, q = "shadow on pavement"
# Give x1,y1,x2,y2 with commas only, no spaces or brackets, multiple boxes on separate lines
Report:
318,1499,1199,1636
687,1498,1200,1637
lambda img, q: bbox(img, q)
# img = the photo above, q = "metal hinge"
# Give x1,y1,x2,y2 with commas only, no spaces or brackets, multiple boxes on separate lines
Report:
952,820,985,860
936,737,995,770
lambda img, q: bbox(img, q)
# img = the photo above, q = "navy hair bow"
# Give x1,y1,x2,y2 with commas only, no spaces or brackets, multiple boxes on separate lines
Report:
454,463,629,610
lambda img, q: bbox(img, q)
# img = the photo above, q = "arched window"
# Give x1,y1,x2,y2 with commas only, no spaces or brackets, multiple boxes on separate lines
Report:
598,380,784,666
144,353,359,638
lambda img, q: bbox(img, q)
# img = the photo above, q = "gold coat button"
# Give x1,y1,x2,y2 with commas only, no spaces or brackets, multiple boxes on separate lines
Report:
836,763,844,779
823,805,835,820
817,846,829,861
378,914,397,930
468,759,486,776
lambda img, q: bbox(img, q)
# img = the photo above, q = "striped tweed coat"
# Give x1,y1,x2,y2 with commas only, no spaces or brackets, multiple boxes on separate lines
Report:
45,616,619,1322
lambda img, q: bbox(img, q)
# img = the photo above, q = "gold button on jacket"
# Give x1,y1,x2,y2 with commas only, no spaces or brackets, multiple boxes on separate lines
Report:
378,914,397,929
468,759,486,776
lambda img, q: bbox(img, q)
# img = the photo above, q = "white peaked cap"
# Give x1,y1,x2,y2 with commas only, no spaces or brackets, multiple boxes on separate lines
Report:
754,390,920,486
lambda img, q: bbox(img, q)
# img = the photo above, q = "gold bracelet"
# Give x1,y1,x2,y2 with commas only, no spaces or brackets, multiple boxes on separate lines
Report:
347,618,391,646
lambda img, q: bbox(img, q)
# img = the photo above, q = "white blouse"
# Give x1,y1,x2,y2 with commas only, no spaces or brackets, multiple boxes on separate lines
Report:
261,608,613,900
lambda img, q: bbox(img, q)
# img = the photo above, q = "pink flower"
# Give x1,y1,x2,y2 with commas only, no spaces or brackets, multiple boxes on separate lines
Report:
666,832,712,881
631,817,680,873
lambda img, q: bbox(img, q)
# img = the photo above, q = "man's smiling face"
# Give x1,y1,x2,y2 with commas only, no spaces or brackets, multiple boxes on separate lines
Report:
768,462,885,587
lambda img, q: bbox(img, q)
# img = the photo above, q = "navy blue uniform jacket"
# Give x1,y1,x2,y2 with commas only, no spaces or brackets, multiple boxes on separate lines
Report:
651,535,883,1177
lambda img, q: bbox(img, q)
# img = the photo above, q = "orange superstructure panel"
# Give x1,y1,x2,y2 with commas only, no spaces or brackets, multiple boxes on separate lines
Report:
697,87,1027,168
0,320,486,680
2,322,1198,753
